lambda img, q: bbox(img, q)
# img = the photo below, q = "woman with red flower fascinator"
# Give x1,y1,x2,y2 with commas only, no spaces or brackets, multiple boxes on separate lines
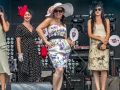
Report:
0,6,11,90
15,5,43,82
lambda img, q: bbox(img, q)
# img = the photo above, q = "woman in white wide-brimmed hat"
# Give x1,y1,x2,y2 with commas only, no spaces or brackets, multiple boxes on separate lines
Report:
37,2,74,90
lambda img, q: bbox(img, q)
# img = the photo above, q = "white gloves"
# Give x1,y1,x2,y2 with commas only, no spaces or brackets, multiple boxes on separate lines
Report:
18,53,23,62
38,39,43,44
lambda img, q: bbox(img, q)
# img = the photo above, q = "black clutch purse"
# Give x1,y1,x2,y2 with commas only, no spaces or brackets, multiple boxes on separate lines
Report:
97,43,110,49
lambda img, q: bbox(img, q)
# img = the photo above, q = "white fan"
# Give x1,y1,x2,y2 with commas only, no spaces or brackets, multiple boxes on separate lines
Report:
69,28,79,41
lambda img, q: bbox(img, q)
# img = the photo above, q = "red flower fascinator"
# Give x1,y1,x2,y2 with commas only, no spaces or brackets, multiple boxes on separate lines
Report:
18,5,27,17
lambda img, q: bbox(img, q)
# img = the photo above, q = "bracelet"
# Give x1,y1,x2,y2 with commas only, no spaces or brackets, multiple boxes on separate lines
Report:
103,41,107,44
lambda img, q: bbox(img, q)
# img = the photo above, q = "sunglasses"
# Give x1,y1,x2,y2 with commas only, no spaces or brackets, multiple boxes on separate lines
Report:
94,8,102,11
54,10,63,13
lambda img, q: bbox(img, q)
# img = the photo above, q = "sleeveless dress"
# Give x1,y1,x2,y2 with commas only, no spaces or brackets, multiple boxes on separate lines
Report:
0,25,11,82
48,24,71,68
88,24,109,70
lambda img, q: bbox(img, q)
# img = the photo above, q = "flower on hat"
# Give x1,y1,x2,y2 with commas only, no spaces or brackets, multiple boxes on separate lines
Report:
18,5,27,17
47,6,54,14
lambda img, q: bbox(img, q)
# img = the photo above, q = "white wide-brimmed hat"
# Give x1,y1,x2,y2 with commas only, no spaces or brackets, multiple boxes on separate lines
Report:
45,2,74,17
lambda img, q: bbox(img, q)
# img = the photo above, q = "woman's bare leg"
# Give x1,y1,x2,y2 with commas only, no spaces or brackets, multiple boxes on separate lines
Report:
101,70,107,90
57,75,63,90
93,71,100,90
0,73,6,90
52,68,64,90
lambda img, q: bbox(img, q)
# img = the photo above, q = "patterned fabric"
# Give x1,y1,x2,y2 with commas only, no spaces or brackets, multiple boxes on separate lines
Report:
0,25,11,82
15,24,43,82
18,61,29,82
48,24,66,37
48,24,71,68
88,24,109,70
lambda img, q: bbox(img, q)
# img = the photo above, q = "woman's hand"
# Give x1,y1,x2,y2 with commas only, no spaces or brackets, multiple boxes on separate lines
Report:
18,53,23,62
100,38,108,44
66,39,75,46
0,12,4,19
45,40,54,48
70,41,75,46
103,41,108,45
100,44,106,50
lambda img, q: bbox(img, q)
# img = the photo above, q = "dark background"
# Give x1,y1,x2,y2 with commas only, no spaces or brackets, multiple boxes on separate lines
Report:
0,0,120,68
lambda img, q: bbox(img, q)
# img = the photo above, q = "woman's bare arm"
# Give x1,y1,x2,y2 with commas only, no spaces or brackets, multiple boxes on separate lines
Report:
36,17,52,43
65,33,72,44
16,37,22,53
104,18,110,44
87,19,102,41
0,12,10,32
2,20,10,32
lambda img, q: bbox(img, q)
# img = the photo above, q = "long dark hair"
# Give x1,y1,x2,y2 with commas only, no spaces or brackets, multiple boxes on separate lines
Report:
91,3,106,33
60,8,66,26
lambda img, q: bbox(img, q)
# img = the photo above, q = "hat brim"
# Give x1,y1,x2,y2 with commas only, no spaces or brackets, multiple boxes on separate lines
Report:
45,3,74,17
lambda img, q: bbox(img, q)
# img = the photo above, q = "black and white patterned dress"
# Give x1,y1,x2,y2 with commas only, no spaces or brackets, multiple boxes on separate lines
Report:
15,24,43,82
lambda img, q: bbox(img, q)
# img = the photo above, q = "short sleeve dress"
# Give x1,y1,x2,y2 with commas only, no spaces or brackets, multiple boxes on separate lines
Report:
15,24,43,82
48,24,71,68
0,25,11,82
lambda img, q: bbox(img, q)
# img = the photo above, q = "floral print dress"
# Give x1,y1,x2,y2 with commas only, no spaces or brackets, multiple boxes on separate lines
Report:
48,24,71,68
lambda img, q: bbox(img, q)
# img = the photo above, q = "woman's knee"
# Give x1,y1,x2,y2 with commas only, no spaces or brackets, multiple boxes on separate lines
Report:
101,70,107,74
55,68,64,75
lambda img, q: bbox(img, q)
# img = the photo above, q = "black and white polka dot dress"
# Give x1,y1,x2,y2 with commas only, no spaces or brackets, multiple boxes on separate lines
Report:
15,24,43,82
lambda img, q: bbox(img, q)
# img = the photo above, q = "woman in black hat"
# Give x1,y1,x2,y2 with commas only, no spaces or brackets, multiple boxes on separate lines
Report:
88,1,110,90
